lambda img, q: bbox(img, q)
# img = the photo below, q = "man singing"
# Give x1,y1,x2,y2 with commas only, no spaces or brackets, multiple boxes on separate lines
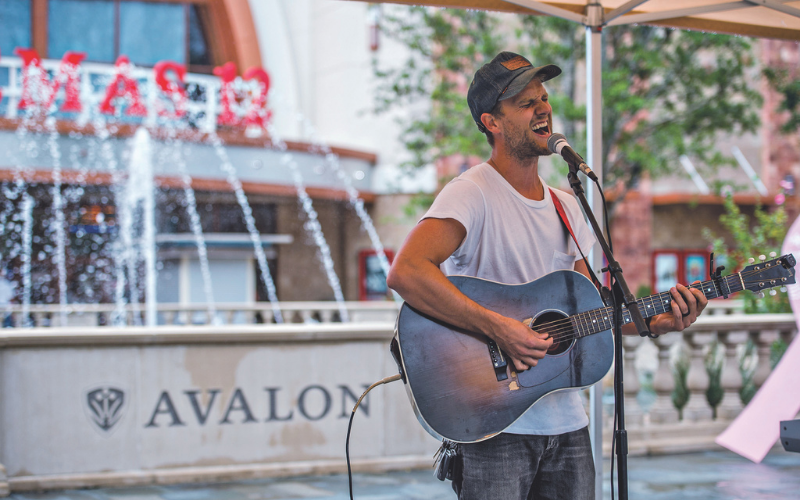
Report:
386,51,707,499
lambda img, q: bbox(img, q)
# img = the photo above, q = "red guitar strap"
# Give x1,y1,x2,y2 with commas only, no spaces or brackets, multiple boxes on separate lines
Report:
549,188,603,290
549,188,580,250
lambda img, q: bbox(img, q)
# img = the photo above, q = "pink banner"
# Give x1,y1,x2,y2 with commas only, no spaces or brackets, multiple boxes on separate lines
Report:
715,215,800,462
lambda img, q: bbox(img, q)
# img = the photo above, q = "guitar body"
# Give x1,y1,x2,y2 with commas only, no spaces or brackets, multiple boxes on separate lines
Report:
394,270,614,443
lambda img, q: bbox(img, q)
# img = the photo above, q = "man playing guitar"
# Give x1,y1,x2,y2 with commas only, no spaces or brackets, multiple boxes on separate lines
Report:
386,51,707,499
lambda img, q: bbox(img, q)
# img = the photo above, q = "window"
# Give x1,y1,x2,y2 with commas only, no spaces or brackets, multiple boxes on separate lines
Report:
652,250,710,292
49,0,116,63
358,249,395,301
0,0,31,57
2,0,257,84
188,5,210,67
41,0,213,72
119,1,185,65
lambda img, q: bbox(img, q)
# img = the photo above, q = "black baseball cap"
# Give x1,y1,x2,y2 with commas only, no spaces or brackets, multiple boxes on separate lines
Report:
468,51,561,132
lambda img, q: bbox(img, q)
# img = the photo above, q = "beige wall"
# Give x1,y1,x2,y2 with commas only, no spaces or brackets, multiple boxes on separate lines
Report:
0,327,437,481
652,204,757,250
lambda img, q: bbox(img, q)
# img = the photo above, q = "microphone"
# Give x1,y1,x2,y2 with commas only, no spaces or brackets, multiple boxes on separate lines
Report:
546,133,598,182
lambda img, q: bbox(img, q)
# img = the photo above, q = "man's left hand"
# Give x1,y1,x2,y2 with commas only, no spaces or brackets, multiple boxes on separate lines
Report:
649,282,708,336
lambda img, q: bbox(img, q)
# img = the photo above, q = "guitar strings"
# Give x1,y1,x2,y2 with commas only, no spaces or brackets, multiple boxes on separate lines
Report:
524,266,787,344
537,266,787,343
528,280,715,343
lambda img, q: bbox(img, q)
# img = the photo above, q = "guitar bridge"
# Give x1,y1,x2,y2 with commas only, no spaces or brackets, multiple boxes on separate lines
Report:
487,340,508,381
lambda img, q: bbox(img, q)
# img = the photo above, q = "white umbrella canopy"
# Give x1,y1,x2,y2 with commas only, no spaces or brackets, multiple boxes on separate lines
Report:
347,0,800,40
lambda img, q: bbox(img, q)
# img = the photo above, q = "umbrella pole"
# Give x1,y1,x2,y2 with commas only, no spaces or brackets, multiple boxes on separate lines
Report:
585,22,611,500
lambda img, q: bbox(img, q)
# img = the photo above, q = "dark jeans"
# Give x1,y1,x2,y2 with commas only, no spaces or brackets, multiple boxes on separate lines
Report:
454,427,595,500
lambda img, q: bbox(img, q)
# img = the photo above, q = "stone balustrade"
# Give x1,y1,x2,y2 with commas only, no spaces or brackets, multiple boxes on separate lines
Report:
1,301,401,328
0,298,753,328
612,312,797,455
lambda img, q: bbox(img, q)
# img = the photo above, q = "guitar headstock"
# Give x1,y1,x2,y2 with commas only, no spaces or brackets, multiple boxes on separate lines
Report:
741,253,796,294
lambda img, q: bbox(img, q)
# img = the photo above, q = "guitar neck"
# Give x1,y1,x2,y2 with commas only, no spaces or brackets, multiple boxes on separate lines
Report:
570,273,745,338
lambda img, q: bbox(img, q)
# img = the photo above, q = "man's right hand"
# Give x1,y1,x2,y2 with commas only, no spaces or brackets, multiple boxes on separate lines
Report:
488,314,553,372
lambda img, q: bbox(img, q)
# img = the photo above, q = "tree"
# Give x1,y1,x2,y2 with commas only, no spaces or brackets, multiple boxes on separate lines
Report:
764,66,800,134
372,7,503,169
520,21,762,213
374,9,762,215
703,194,791,313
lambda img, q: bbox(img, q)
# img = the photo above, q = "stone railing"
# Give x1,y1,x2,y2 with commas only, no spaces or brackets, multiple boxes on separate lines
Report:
613,312,797,455
1,301,401,328
0,298,750,328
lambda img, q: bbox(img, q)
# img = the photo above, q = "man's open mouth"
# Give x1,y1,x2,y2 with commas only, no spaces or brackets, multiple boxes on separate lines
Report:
532,122,549,136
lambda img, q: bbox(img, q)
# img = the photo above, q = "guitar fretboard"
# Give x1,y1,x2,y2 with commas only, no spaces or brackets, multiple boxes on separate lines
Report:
564,274,744,338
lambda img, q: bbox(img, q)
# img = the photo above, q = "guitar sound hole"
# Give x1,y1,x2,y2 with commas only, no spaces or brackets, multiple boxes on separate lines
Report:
531,311,572,356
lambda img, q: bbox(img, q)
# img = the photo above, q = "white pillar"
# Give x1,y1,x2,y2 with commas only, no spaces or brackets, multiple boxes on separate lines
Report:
586,23,604,500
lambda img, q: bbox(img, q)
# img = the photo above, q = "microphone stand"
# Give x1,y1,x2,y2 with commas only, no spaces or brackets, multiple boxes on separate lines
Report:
565,165,650,500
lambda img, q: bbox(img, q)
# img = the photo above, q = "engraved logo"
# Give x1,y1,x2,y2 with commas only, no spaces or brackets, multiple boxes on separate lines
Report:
86,387,125,432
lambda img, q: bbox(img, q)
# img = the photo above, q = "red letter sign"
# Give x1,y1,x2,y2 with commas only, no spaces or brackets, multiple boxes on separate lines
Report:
154,61,187,119
213,62,239,127
242,67,272,130
52,51,87,112
100,56,147,117
14,48,86,113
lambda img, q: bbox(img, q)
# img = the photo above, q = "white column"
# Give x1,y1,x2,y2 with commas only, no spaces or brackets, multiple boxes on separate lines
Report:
717,330,747,419
585,23,604,500
178,256,191,325
246,257,257,303
0,463,8,497
682,331,714,422
649,334,680,423
622,335,644,426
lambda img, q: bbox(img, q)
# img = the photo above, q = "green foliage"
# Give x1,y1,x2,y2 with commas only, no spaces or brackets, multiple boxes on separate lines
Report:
703,194,791,313
373,9,762,213
598,29,761,203
402,193,435,218
764,67,800,134
372,7,503,169
771,338,789,369
519,22,761,204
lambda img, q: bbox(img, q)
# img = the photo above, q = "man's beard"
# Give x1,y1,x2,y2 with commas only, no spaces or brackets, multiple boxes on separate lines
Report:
504,119,551,162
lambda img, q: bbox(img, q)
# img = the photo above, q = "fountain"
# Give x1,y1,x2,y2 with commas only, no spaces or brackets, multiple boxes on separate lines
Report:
0,50,393,327
0,45,424,493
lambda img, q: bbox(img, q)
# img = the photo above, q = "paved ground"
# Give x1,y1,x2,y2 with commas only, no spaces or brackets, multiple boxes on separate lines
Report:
9,449,800,500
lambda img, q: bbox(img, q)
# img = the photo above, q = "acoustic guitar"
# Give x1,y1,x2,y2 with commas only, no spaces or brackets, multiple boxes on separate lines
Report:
391,254,796,443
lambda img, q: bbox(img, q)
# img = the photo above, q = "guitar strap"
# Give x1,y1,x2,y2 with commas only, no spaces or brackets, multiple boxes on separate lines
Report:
549,188,604,292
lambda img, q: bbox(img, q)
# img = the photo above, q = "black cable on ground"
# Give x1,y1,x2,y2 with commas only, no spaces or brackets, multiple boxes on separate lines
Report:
346,373,402,500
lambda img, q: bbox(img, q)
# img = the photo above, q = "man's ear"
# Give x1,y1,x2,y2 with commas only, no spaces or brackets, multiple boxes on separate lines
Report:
480,112,501,135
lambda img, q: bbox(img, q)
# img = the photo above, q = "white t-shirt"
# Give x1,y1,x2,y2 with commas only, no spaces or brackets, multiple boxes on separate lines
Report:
423,162,596,435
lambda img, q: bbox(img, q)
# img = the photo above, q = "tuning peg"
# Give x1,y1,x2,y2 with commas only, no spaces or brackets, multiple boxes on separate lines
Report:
759,254,767,261
770,289,777,296
770,252,777,258
748,257,756,264
781,287,788,293
756,292,765,299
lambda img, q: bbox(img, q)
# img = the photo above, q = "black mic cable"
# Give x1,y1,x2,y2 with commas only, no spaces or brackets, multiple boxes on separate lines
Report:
346,373,403,499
